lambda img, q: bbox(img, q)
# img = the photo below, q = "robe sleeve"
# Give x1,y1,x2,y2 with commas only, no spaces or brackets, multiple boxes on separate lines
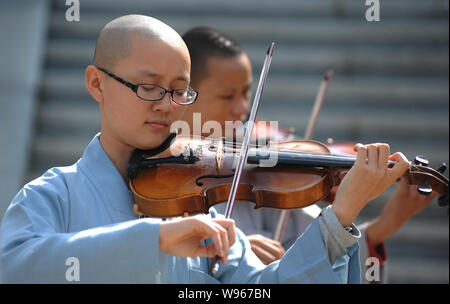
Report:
208,208,361,284
0,182,167,283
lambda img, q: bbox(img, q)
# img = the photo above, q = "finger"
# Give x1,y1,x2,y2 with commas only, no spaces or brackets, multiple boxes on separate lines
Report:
353,143,363,152
367,144,378,171
258,238,285,258
250,237,285,260
251,244,277,265
197,218,224,260
212,223,229,264
212,221,229,264
388,152,410,180
194,244,218,258
214,219,236,248
261,241,285,259
354,144,368,167
377,143,390,170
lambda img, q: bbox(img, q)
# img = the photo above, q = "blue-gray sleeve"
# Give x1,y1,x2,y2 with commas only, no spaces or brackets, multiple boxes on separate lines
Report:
0,188,166,283
210,208,361,284
318,205,361,265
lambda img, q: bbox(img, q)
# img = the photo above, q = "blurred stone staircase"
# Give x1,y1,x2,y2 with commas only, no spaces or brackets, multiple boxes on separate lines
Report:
27,0,448,283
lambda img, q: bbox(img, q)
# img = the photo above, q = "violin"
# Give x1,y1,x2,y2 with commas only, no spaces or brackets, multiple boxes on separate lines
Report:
128,135,449,218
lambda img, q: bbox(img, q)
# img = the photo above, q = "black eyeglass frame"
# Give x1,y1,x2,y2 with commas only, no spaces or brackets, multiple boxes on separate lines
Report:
96,66,198,105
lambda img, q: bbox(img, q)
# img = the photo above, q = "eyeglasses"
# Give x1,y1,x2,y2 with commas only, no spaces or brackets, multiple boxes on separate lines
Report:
96,67,198,105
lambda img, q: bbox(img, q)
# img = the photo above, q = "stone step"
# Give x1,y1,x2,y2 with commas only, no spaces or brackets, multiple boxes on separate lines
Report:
41,69,449,105
47,39,449,76
37,99,449,141
28,134,93,177
52,0,450,19
37,101,100,134
263,104,449,135
248,45,449,76
358,204,449,225
387,256,449,283
49,12,449,45
264,76,449,106
357,213,449,245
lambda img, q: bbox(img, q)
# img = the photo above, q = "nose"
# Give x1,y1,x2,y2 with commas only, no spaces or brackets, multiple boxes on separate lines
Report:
151,92,173,113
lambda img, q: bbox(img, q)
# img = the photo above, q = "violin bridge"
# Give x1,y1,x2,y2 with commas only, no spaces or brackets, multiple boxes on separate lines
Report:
215,140,225,171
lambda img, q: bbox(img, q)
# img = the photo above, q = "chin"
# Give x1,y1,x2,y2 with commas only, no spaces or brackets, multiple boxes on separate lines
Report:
135,132,171,150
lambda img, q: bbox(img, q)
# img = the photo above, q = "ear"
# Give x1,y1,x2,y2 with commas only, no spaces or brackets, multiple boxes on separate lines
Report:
85,65,104,103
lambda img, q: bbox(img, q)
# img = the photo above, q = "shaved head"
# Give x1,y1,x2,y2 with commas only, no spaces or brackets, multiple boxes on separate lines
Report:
86,14,191,159
93,14,186,69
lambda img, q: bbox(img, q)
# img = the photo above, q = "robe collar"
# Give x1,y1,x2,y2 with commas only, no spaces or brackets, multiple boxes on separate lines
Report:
77,133,137,221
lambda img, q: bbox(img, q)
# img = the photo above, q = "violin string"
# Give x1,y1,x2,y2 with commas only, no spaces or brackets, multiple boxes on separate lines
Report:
184,142,430,173
194,141,264,149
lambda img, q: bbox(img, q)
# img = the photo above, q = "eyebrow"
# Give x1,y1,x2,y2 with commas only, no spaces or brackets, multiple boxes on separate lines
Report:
136,69,190,83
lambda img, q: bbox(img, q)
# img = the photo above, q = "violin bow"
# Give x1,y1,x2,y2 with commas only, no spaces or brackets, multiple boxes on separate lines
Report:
211,42,275,275
273,70,334,243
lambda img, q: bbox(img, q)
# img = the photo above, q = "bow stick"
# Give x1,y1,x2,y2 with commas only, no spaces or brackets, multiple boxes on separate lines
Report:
211,42,275,275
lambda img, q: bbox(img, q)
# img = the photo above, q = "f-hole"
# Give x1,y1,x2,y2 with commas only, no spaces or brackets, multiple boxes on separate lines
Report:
196,173,235,186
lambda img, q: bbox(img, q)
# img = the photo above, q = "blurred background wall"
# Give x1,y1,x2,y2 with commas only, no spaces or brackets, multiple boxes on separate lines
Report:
0,0,448,283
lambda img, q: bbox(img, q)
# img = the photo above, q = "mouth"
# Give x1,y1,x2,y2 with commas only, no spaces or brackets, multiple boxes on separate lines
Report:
145,121,169,130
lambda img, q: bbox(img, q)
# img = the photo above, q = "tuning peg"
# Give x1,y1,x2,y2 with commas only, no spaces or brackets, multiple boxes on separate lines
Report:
436,163,447,174
414,155,429,167
417,179,432,196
